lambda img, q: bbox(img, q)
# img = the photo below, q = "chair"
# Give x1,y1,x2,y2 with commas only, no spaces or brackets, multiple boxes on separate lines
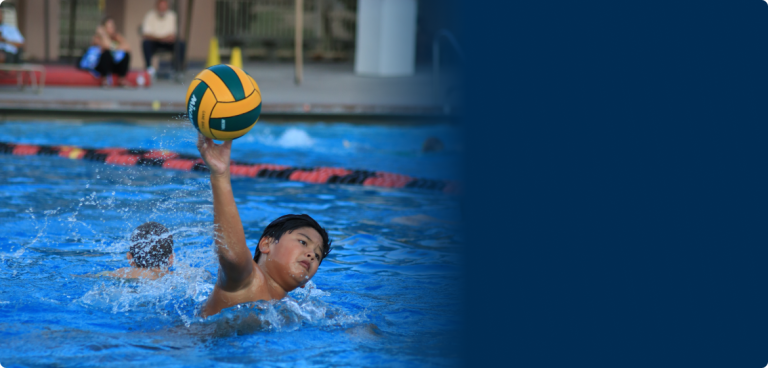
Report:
138,25,182,81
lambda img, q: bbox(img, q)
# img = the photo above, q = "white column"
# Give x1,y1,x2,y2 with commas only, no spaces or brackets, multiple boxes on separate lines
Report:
354,0,418,77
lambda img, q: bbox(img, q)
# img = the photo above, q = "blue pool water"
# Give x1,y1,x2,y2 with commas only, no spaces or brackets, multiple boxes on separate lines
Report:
0,121,463,367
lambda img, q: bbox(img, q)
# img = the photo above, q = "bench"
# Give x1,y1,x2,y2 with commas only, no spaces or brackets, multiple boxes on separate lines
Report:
0,64,46,94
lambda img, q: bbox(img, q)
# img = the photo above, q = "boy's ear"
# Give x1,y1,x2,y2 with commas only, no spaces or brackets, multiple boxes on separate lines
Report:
258,237,274,254
127,252,136,267
168,253,174,266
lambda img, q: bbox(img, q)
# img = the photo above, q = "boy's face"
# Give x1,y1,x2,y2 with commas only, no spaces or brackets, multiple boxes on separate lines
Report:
261,227,324,289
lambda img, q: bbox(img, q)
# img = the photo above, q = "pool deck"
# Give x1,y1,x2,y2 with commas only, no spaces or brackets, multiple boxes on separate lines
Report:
0,62,461,122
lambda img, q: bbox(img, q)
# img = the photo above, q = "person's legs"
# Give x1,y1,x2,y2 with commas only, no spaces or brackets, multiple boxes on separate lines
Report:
0,50,21,64
6,50,20,64
172,41,186,72
114,52,131,77
152,42,179,80
114,52,131,86
94,51,115,86
142,40,156,69
156,41,175,67
156,42,175,53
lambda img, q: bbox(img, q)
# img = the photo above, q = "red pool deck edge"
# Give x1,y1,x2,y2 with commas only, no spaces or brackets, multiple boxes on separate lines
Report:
0,65,151,87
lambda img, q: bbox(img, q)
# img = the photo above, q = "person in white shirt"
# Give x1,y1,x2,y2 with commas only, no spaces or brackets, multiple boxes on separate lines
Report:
141,0,185,77
0,9,24,64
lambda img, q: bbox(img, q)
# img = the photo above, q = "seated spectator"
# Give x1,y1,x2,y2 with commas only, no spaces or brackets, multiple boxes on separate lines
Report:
141,0,185,78
0,8,24,64
78,16,131,87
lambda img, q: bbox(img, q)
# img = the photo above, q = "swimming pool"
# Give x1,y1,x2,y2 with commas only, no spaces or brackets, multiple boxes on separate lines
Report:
0,121,463,367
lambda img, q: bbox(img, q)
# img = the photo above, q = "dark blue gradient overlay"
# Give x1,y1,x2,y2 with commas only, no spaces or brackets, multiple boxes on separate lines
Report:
462,1,768,367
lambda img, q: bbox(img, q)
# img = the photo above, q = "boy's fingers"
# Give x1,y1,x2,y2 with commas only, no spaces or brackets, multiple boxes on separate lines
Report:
223,140,233,149
197,134,215,151
196,133,205,148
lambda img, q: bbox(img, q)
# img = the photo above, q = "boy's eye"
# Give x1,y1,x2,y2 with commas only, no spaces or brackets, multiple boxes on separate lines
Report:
315,253,321,261
300,240,306,245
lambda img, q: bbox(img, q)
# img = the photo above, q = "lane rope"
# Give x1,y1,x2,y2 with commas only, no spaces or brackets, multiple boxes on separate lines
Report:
0,142,459,193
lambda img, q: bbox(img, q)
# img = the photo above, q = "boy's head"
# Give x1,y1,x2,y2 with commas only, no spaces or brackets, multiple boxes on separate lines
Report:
254,214,331,287
128,222,174,269
254,214,332,263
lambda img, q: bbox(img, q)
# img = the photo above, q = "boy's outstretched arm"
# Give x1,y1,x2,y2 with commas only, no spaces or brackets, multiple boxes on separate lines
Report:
197,133,254,291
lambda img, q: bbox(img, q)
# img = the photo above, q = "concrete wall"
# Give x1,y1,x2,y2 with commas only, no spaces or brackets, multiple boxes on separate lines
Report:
17,0,60,62
121,0,158,68
16,0,213,68
105,0,127,35
180,0,216,68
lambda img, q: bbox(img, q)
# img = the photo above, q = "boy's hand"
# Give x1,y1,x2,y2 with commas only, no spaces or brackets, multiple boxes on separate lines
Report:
197,133,232,178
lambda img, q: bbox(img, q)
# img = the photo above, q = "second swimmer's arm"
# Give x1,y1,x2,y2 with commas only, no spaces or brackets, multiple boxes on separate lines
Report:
197,133,253,291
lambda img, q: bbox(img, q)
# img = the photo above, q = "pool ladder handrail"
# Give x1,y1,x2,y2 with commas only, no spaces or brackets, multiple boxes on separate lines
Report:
433,29,465,114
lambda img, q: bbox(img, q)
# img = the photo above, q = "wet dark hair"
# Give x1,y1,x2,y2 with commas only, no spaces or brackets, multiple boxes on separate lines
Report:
129,222,173,268
253,214,332,263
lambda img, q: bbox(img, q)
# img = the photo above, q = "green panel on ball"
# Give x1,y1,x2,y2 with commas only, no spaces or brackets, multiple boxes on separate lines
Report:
209,64,245,101
187,81,210,132
209,103,262,132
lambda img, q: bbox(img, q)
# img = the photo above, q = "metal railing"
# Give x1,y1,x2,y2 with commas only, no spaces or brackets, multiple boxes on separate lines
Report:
55,0,356,61
58,0,103,59
215,0,356,60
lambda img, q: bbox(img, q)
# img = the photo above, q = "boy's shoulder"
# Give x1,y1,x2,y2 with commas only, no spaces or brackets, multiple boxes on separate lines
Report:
98,267,171,280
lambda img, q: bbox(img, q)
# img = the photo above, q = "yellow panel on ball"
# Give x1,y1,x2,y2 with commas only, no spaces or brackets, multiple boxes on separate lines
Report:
248,75,261,96
211,92,262,119
186,79,201,105
185,64,262,141
195,69,235,102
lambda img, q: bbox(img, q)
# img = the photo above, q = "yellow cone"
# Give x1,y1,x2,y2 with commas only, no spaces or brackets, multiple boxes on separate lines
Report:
230,47,243,69
206,37,220,67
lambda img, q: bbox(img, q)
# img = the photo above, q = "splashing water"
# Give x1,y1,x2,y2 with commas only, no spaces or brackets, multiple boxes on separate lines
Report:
275,127,315,148
0,120,463,367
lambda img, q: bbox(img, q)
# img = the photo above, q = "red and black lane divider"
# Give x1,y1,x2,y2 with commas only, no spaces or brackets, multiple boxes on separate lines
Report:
0,142,459,193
